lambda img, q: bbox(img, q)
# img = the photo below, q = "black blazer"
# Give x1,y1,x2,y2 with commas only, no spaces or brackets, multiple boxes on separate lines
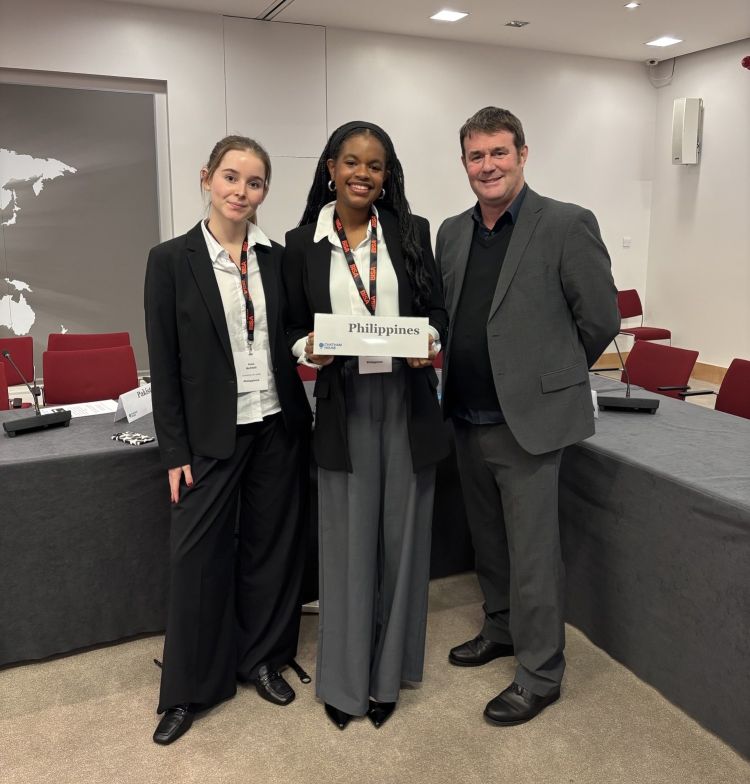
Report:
144,221,311,469
282,208,449,472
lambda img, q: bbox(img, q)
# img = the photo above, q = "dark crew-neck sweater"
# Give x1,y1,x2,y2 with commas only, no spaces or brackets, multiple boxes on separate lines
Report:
446,186,526,424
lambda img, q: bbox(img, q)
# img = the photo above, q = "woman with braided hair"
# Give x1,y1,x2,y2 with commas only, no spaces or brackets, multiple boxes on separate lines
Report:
282,121,449,730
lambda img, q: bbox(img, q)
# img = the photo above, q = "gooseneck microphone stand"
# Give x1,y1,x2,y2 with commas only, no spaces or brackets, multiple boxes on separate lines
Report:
2,350,71,437
596,338,660,414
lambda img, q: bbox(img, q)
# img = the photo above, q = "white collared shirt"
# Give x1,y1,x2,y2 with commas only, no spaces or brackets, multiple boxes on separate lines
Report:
292,201,400,359
315,201,400,317
201,220,281,424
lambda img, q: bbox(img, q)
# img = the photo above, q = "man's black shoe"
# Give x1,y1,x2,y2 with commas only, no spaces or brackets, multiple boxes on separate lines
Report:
448,634,514,667
483,682,560,726
153,704,194,745
252,664,295,706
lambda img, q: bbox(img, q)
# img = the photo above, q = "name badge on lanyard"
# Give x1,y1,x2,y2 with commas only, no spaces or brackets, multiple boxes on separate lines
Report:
359,356,393,374
234,347,269,393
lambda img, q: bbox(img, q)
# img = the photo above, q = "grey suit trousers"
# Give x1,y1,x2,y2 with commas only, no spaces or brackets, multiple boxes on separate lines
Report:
452,418,565,697
316,361,436,716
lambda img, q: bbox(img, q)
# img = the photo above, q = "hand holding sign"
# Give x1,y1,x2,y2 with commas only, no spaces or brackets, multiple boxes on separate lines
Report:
407,334,438,369
304,331,334,367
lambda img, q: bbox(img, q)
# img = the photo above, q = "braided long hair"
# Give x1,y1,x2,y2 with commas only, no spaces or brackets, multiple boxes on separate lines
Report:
299,121,431,315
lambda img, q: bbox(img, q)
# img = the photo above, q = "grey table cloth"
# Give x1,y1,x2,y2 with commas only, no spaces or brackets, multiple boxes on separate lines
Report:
561,375,750,757
0,410,169,666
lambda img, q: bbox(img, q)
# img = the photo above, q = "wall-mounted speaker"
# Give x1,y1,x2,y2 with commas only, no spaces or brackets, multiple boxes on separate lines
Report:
672,97,703,165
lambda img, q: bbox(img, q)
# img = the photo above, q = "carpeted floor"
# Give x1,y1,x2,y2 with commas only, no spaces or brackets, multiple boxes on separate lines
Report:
1,572,747,784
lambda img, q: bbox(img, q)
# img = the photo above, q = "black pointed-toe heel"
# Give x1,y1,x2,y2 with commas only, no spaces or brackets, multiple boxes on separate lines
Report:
367,700,396,728
324,702,352,730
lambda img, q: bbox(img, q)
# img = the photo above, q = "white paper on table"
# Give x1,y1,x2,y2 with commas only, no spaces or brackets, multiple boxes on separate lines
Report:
114,383,153,423
313,313,429,358
40,399,119,418
592,389,599,419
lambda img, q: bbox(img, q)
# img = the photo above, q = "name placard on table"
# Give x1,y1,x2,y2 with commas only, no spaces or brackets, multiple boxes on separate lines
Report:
115,382,153,423
313,313,429,358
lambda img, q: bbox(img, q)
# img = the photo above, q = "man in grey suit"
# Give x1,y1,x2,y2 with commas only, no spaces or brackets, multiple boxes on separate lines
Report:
436,106,619,725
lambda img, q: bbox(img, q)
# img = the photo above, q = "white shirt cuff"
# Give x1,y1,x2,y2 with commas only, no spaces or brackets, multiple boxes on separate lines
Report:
292,336,306,359
293,335,322,368
427,325,441,353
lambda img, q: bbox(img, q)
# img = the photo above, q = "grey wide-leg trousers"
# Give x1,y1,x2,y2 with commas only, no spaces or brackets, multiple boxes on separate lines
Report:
316,362,436,716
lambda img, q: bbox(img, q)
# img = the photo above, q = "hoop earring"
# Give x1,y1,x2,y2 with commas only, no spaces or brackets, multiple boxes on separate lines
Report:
379,188,386,199
327,180,336,193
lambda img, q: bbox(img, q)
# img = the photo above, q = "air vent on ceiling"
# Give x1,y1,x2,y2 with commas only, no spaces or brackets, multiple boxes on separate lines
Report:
257,0,297,21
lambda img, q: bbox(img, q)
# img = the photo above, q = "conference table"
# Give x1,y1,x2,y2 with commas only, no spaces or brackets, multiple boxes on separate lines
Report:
1,376,748,756
0,410,170,667
0,405,472,669
561,375,750,758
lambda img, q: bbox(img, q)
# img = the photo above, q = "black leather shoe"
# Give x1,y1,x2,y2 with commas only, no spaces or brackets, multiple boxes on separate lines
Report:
252,664,295,706
367,700,396,728
153,704,194,745
448,635,514,666
483,682,560,726
324,702,352,730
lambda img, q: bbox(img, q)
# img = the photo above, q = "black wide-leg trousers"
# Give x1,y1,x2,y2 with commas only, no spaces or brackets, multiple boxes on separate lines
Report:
157,413,307,714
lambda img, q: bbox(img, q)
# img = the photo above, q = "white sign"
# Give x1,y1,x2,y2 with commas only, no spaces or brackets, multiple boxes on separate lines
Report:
313,313,429,358
115,383,153,423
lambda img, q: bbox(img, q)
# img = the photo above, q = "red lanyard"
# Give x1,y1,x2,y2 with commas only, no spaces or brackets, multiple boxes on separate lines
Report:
205,221,255,343
333,210,378,316
238,238,255,343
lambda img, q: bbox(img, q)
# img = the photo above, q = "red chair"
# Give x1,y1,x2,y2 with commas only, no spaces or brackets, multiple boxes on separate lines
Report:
715,359,750,418
47,331,131,351
617,289,671,343
0,335,35,386
623,341,699,400
683,358,750,419
0,363,9,410
42,345,139,405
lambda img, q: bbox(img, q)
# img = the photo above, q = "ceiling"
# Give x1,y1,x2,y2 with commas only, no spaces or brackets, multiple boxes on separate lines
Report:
103,0,749,62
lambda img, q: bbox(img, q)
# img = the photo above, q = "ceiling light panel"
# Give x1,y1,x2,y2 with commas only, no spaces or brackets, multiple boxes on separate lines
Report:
646,36,683,47
430,10,469,22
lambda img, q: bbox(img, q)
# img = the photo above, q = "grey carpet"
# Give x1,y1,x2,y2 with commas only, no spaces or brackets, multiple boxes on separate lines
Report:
1,573,747,784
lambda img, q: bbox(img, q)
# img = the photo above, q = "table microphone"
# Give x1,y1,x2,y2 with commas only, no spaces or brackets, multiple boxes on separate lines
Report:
1,349,72,436
596,338,659,414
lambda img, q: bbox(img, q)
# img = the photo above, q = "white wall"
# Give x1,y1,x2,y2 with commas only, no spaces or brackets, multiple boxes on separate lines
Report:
647,39,750,366
325,28,656,299
223,17,327,242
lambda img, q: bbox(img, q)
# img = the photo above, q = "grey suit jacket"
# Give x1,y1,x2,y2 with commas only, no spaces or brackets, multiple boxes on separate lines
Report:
436,187,619,455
